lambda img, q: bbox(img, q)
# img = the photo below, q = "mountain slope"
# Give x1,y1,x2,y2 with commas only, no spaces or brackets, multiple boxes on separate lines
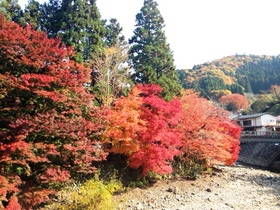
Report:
178,54,280,97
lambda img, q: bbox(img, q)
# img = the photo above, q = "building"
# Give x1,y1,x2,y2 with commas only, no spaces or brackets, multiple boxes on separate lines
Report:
234,113,276,136
275,115,280,132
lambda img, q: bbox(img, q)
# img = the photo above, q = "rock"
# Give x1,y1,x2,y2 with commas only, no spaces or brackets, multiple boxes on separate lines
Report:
135,202,143,210
113,165,280,210
166,187,173,192
205,188,212,192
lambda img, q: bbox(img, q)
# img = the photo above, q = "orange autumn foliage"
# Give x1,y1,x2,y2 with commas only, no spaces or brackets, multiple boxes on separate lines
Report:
104,87,241,175
104,84,183,175
219,93,249,111
179,90,241,166
103,87,145,155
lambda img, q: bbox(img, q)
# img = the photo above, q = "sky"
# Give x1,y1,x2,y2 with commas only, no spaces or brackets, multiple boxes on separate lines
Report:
19,0,280,69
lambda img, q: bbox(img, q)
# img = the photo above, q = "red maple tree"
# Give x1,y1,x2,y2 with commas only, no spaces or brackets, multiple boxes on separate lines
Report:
105,84,183,175
179,90,241,166
0,15,107,208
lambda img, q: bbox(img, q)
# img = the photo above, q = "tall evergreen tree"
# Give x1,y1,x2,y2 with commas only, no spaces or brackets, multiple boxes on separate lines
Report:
23,0,43,30
104,18,126,47
47,0,106,63
39,0,62,36
129,0,182,100
0,0,24,25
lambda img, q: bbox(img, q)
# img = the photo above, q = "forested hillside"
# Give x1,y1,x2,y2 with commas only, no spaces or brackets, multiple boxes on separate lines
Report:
178,54,280,97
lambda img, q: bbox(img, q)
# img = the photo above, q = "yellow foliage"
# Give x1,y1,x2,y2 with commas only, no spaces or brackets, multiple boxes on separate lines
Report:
210,89,231,100
50,179,123,210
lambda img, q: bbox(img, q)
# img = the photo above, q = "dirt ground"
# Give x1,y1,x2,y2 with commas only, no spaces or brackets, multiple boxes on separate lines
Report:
113,164,280,210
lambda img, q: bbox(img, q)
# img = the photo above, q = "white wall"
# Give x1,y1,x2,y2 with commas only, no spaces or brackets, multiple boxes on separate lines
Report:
261,114,276,126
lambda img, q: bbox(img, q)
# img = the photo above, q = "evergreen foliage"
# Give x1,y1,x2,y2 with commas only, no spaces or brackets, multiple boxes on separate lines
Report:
0,0,24,24
39,0,62,36
199,75,227,97
104,18,126,47
129,0,182,100
1,0,106,63
236,56,280,93
250,85,280,115
60,0,105,62
39,0,106,63
22,0,43,30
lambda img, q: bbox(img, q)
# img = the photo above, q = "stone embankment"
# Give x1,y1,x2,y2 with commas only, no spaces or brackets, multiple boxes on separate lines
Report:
238,142,280,170
114,165,280,210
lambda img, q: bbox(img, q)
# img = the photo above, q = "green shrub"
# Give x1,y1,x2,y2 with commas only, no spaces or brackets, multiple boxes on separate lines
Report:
172,155,206,179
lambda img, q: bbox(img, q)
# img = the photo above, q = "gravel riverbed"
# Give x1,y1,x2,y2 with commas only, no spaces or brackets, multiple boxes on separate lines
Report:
113,165,280,210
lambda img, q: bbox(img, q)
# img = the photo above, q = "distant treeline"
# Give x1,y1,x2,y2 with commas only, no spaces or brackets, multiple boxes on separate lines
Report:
178,54,280,96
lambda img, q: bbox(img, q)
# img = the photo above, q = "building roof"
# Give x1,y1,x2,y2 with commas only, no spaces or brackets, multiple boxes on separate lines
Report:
234,113,270,120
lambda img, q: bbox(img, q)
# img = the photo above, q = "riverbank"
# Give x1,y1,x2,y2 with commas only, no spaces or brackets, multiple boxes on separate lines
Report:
113,164,280,210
